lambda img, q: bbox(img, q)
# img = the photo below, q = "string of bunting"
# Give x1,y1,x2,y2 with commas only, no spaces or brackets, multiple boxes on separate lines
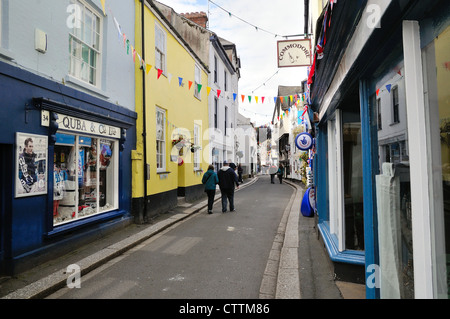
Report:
103,1,312,128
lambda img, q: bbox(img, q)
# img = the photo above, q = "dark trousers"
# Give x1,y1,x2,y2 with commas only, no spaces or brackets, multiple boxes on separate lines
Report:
220,189,234,212
278,174,283,184
206,189,215,211
270,174,275,183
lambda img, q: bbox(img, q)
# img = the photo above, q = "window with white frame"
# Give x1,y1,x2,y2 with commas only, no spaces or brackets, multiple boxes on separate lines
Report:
194,64,201,99
68,0,102,86
155,23,166,74
224,70,228,92
156,107,166,171
193,124,201,170
214,56,218,83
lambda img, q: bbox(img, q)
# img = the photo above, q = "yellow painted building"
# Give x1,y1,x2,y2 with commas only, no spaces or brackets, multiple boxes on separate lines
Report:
133,0,210,222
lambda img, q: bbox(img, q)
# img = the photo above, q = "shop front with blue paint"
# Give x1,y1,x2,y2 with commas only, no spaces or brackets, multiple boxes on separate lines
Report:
0,61,136,275
309,0,450,298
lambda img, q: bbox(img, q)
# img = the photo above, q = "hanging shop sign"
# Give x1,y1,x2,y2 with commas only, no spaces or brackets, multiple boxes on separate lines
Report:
295,132,314,151
56,114,120,139
277,39,312,68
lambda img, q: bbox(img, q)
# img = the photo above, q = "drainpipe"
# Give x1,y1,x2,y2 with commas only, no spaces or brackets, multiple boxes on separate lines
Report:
304,0,310,37
141,0,148,222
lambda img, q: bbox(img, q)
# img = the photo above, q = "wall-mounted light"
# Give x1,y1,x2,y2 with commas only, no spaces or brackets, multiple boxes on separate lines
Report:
35,29,47,53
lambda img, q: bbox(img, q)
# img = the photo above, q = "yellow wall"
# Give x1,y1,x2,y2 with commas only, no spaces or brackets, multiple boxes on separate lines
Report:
134,1,209,198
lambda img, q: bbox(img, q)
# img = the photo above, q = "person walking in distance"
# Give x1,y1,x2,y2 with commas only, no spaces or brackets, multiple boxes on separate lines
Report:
277,163,285,184
202,164,219,214
218,161,239,213
237,163,243,184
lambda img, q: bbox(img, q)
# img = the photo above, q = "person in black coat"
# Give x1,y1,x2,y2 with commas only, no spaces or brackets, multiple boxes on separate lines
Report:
218,162,239,212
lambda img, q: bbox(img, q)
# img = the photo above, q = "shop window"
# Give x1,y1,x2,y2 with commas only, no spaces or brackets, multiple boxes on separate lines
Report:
372,79,414,298
422,24,450,298
68,0,101,86
53,133,117,225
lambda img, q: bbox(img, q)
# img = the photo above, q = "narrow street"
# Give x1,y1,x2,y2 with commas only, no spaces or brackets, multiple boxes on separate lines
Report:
46,176,294,299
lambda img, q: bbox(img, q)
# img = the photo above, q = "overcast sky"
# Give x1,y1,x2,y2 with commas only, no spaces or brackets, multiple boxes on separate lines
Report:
157,0,309,126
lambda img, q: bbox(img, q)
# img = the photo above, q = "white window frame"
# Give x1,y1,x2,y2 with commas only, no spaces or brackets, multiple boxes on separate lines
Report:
194,64,201,100
193,123,201,170
156,106,166,172
68,0,102,87
155,22,167,75
327,110,345,251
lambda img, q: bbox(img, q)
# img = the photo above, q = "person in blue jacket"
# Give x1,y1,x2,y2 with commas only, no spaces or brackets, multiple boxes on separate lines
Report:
202,164,219,214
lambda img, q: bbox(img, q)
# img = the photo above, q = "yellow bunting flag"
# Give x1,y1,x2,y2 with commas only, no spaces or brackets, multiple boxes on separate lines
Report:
100,0,106,15
146,64,152,74
207,87,212,96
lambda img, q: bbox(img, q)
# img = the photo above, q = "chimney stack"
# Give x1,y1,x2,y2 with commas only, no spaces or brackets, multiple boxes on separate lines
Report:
180,12,208,28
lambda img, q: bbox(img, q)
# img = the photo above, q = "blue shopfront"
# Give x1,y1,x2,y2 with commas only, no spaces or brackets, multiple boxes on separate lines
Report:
310,0,450,298
0,61,136,275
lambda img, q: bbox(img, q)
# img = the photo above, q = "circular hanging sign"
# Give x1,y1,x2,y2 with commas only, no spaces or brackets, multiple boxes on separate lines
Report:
295,132,314,151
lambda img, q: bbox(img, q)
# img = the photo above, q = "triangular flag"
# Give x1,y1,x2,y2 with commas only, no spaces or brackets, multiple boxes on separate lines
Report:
188,81,193,90
290,95,293,103
157,68,163,79
132,47,136,62
197,84,202,93
100,0,106,15
274,97,277,103
146,64,151,74
255,96,258,103
168,73,173,84
178,77,183,87
386,84,392,93
233,93,237,101
207,87,212,96
248,96,252,103
262,97,265,104
376,88,380,96
241,95,245,103
280,96,284,103
217,89,221,98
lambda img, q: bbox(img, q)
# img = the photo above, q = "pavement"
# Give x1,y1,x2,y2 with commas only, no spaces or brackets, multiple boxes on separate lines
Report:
0,175,365,299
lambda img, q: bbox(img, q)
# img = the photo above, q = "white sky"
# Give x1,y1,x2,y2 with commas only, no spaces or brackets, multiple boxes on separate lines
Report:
157,0,309,126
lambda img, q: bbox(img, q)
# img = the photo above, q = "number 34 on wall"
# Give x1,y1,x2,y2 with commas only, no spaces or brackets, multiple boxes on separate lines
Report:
41,110,50,127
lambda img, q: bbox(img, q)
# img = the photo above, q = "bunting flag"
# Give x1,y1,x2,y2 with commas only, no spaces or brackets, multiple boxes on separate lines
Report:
168,73,173,84
146,64,151,74
261,97,265,104
207,87,212,96
157,68,163,79
376,88,380,96
217,89,221,98
178,77,183,87
197,84,202,93
188,81,193,90
100,0,106,15
233,93,237,101
386,84,392,93
255,96,258,103
248,96,252,103
241,95,245,103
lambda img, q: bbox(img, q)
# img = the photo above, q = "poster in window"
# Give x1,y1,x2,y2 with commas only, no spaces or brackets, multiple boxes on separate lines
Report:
15,133,48,198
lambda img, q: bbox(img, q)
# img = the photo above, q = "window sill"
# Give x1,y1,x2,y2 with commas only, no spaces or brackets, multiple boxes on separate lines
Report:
317,222,365,265
157,171,171,174
45,209,127,238
65,74,109,99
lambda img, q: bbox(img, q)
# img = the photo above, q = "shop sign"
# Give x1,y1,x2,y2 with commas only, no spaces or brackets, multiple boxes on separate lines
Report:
295,132,314,151
56,114,120,139
277,39,312,68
